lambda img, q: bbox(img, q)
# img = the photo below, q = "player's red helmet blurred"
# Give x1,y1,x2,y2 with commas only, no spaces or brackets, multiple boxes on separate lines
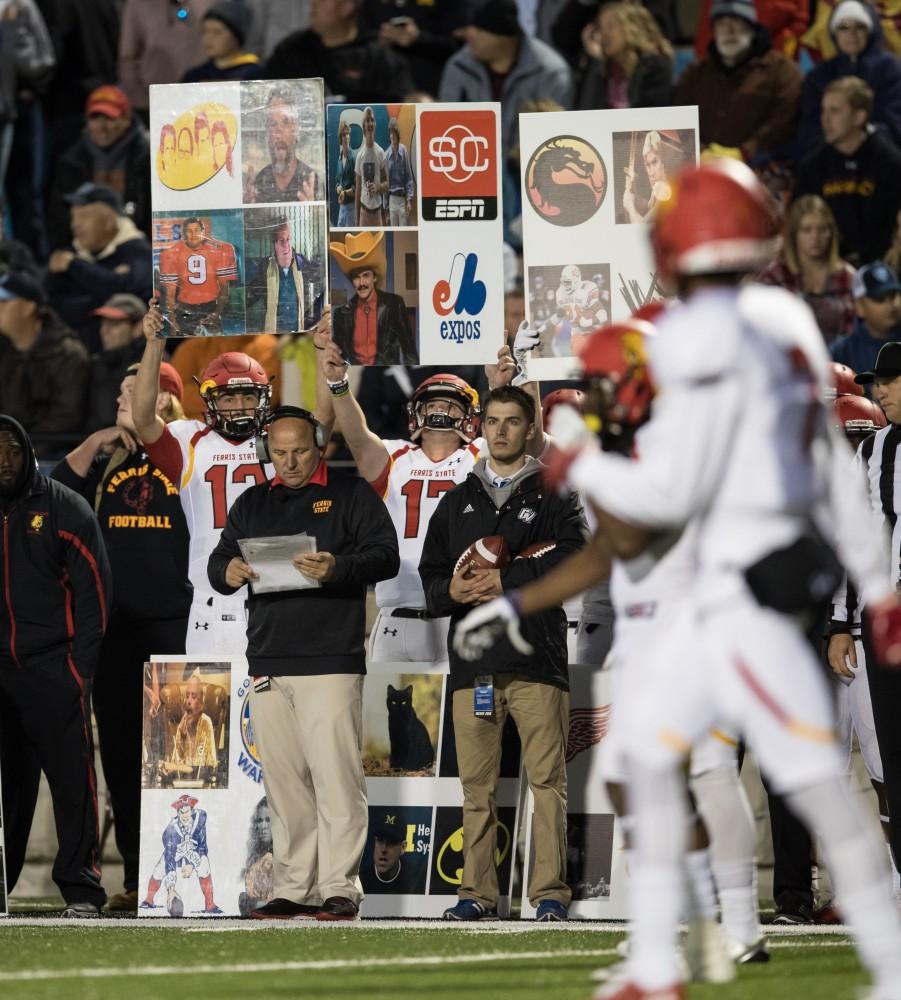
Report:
832,393,887,443
651,159,780,282
197,352,272,439
826,362,865,400
542,389,585,425
407,373,480,442
578,316,657,450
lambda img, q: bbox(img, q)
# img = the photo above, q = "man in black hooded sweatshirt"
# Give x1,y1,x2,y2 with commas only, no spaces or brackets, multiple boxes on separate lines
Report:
0,414,111,916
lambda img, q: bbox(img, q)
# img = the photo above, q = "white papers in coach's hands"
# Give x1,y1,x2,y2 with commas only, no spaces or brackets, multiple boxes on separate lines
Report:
238,533,319,593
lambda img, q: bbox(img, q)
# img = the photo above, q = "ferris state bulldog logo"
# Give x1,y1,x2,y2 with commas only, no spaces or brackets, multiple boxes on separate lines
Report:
420,109,498,222
27,511,48,534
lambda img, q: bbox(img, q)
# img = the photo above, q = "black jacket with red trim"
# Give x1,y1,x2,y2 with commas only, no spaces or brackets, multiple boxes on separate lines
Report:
207,464,399,676
0,415,111,676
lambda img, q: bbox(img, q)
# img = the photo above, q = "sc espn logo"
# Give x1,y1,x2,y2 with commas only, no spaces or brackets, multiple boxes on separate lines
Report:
433,252,486,343
420,110,498,222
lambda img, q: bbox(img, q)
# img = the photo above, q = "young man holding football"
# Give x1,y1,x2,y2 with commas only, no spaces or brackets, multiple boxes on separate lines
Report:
418,385,586,921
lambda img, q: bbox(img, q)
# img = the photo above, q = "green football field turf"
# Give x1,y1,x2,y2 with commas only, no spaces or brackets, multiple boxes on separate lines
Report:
0,915,873,1000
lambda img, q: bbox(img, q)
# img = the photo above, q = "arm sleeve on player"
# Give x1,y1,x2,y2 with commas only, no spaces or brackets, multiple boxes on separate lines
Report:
144,425,186,487
567,371,742,530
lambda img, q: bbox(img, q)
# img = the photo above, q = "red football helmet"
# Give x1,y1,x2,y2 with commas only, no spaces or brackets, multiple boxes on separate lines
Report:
407,373,480,442
826,362,865,400
578,317,657,451
652,159,780,282
542,388,585,425
832,394,887,444
197,352,272,440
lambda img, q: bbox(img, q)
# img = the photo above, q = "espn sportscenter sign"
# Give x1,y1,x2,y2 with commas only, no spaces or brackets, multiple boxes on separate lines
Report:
419,110,498,222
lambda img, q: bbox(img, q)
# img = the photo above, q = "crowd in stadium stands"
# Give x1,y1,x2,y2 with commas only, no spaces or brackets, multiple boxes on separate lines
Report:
2,0,901,457
6,0,901,927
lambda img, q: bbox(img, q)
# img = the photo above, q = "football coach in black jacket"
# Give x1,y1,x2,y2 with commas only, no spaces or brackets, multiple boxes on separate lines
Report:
208,406,399,921
0,414,111,915
419,385,586,922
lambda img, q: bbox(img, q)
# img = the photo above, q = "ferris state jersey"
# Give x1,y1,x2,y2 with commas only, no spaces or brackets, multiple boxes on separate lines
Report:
145,420,271,597
370,436,485,608
158,237,238,305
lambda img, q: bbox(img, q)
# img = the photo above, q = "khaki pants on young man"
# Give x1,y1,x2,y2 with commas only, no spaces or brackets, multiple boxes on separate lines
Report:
452,674,571,908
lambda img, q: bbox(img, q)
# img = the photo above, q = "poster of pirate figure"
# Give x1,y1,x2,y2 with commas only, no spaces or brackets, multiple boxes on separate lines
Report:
518,107,698,380
325,102,504,366
149,79,328,338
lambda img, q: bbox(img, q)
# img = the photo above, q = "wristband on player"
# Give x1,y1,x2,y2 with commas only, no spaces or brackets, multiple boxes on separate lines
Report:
327,377,350,398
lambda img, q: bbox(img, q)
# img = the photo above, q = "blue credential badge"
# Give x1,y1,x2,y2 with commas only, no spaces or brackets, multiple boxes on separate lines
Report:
474,675,494,717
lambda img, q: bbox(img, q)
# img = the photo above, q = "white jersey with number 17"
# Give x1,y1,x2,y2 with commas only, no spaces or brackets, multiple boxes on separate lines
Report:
371,437,484,608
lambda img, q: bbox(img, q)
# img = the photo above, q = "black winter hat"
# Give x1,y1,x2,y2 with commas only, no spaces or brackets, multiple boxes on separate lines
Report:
472,0,521,37
204,1,253,46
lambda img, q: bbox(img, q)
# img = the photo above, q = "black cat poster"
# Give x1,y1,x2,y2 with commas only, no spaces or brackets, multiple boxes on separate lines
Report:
362,673,442,777
361,663,523,917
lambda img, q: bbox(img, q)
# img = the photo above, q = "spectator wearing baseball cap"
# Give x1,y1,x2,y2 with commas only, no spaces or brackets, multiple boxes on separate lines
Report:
48,85,152,250
183,1,261,82
52,356,192,913
799,0,901,150
86,294,150,432
46,183,153,354
0,268,90,459
831,260,901,380
438,0,572,152
673,0,802,160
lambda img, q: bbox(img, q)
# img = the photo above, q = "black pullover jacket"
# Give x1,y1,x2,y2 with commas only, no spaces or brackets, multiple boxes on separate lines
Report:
208,464,399,676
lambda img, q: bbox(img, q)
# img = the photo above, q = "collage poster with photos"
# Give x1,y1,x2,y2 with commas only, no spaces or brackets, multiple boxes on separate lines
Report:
148,80,328,339
325,102,504,367
138,658,522,918
519,106,699,379
519,665,629,920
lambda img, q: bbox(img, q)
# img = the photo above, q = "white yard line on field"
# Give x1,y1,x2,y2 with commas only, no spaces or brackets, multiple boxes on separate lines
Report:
0,948,619,982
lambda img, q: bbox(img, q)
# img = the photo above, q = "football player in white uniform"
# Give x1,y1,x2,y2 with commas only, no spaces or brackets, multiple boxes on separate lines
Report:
133,300,273,654
541,160,901,999
456,317,763,978
534,265,610,358
316,338,539,663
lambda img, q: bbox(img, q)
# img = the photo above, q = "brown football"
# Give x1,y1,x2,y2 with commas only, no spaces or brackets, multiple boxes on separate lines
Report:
515,540,557,560
453,535,511,578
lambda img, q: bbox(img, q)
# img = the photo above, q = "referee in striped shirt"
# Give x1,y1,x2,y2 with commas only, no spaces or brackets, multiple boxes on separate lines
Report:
832,342,901,892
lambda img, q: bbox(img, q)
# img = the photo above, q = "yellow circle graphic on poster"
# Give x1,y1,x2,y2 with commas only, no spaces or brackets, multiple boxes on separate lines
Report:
157,103,237,190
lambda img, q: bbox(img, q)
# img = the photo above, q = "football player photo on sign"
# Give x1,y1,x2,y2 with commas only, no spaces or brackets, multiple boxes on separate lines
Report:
527,262,612,358
153,211,245,337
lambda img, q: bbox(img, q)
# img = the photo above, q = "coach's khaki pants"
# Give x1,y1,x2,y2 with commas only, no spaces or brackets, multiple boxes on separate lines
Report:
453,675,571,908
250,674,367,906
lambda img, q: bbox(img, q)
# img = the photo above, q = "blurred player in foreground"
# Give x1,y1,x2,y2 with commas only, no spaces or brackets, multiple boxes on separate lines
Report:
459,158,901,999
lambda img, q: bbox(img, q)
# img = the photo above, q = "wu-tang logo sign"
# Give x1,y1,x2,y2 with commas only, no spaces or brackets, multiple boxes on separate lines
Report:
617,271,666,314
